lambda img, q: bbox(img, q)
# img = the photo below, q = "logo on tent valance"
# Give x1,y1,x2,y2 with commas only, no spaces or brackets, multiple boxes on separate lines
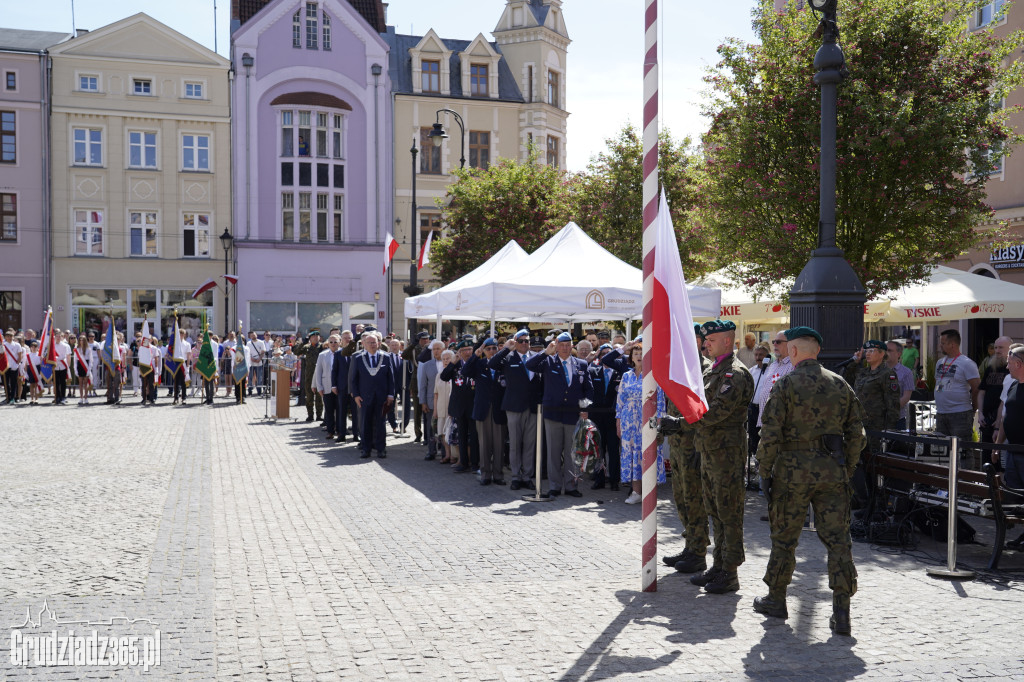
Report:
585,290,605,310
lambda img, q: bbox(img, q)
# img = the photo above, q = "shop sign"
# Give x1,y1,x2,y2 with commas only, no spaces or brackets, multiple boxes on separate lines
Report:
990,244,1024,269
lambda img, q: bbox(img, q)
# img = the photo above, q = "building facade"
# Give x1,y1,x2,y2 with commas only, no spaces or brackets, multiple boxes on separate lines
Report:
48,14,231,339
230,0,392,336
0,29,69,331
383,0,570,333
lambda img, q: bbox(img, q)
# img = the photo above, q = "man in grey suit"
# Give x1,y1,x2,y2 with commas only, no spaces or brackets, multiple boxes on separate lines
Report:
417,339,445,460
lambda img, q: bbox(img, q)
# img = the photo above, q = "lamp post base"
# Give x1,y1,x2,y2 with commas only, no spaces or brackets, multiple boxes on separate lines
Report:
789,247,866,369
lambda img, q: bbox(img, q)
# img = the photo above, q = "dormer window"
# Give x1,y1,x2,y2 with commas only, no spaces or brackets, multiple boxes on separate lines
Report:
422,60,440,93
305,2,319,49
470,64,488,97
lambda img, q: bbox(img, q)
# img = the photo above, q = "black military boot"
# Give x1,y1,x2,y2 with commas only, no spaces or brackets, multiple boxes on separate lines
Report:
662,549,688,566
673,551,707,574
753,595,788,619
830,593,852,635
704,570,740,594
690,565,723,587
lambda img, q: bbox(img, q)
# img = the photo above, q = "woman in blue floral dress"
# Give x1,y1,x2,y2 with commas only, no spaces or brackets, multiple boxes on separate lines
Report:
615,343,666,504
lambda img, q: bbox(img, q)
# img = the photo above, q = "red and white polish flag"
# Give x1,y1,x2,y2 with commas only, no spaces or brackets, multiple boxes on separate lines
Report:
191,278,218,299
222,274,239,286
417,229,433,271
652,189,708,423
383,231,399,274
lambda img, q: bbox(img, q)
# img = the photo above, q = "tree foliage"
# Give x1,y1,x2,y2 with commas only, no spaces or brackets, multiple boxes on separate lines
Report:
696,0,1024,298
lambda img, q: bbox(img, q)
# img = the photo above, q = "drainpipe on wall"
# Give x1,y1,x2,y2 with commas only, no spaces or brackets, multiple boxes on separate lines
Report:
40,52,52,308
372,63,382,245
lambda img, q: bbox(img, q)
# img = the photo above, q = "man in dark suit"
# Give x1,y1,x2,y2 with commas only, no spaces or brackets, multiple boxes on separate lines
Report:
525,331,594,498
463,337,508,485
490,329,543,490
386,339,404,433
349,332,394,458
440,338,480,473
402,331,432,441
332,330,359,443
589,343,622,491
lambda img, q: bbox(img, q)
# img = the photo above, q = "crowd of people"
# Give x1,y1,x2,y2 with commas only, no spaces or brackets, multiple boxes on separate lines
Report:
5,317,1024,635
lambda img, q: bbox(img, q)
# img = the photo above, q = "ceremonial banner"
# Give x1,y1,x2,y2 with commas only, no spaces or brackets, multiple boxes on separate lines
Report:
196,327,217,381
418,229,433,270
165,316,183,377
100,317,122,374
232,322,249,385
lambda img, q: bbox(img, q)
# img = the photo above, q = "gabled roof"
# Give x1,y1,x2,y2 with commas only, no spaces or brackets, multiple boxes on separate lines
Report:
48,13,228,66
233,0,385,32
0,28,71,52
381,28,523,102
527,0,550,26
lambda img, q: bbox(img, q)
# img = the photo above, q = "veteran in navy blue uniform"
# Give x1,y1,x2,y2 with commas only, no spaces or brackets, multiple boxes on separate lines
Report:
463,337,508,485
589,343,622,491
490,329,543,490
349,332,395,458
525,332,594,497
440,338,480,473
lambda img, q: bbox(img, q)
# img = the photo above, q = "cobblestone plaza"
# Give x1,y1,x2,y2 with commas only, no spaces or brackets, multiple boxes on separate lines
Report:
1,401,1022,680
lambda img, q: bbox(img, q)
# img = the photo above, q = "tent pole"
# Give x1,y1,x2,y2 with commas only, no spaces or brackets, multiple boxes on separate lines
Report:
436,314,442,340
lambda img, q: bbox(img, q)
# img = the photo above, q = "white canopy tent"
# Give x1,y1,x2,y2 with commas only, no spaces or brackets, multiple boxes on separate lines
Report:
404,221,721,329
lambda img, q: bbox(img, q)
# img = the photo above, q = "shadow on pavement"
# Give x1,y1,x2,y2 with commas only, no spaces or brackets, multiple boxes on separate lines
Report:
742,620,865,680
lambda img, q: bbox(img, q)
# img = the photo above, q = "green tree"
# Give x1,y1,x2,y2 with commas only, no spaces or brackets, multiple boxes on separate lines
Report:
430,145,575,284
572,125,710,274
697,0,1023,298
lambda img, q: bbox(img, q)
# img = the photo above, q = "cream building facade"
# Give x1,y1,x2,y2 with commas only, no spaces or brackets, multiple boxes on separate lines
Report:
48,14,232,340
382,0,570,334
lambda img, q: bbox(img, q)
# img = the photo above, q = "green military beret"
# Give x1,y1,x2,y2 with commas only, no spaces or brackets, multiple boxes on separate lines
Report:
784,326,823,345
456,339,474,350
693,323,705,338
862,339,886,351
701,319,736,336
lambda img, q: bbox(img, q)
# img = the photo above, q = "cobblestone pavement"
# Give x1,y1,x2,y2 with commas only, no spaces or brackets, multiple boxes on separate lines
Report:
2,396,1023,680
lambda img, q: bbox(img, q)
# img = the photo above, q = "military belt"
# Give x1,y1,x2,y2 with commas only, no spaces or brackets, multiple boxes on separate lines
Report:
780,440,826,453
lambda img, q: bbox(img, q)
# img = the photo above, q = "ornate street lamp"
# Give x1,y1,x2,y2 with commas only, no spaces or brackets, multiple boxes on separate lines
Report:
403,141,423,299
219,227,233,337
428,109,466,169
788,0,866,367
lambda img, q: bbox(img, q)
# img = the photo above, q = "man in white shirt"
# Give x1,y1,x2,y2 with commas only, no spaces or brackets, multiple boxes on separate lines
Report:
247,331,266,396
3,328,23,403
737,332,758,368
756,332,795,429
53,331,72,404
933,329,980,443
172,329,192,405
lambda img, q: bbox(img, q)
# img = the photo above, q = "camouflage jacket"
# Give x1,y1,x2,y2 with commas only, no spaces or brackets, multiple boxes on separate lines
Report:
667,355,711,452
759,359,867,479
695,354,754,435
293,341,322,381
842,360,900,432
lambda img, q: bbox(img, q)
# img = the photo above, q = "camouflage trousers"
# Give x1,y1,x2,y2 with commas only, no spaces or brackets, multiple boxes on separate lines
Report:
699,427,747,569
304,380,323,419
763,459,857,599
669,432,709,557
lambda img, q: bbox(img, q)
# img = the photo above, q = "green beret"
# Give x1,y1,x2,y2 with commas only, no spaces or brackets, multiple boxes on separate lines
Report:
701,319,736,336
456,339,474,350
862,339,886,351
784,326,823,345
693,323,705,338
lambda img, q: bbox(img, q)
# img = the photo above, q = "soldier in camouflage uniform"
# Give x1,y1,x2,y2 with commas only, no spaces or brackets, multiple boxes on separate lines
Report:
754,326,866,636
690,319,754,594
662,324,713,574
293,328,323,422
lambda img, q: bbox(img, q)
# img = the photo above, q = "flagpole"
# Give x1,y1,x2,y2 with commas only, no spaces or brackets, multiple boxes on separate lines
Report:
640,0,660,592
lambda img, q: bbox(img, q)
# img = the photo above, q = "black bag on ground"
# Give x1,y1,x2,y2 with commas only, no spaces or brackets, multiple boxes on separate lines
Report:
913,506,976,544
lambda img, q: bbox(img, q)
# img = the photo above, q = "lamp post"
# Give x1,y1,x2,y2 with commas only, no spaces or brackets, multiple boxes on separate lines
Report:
427,109,466,169
403,141,423,299
220,228,233,337
788,0,865,367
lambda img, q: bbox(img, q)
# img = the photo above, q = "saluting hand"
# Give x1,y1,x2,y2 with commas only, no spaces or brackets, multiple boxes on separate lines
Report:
546,341,557,355
504,339,516,350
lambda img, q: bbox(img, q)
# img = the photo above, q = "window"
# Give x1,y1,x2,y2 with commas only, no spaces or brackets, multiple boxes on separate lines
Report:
1,112,14,163
469,131,490,169
332,114,343,158
527,65,534,103
128,131,157,168
547,135,559,168
182,212,210,257
129,211,157,256
299,162,312,186
316,193,328,241
79,75,98,92
74,209,104,255
333,195,343,241
548,70,560,108
420,213,441,249
977,0,1007,26
333,165,344,188
298,110,310,156
4,72,15,91
182,134,210,171
293,10,301,48
305,2,319,50
1,193,16,240
317,163,329,187
281,111,293,156
322,12,331,51
133,79,152,95
420,127,441,174
298,192,311,241
184,82,203,99
281,162,294,185
422,60,440,93
282,193,294,240
470,64,489,97
73,127,102,166
316,112,327,157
